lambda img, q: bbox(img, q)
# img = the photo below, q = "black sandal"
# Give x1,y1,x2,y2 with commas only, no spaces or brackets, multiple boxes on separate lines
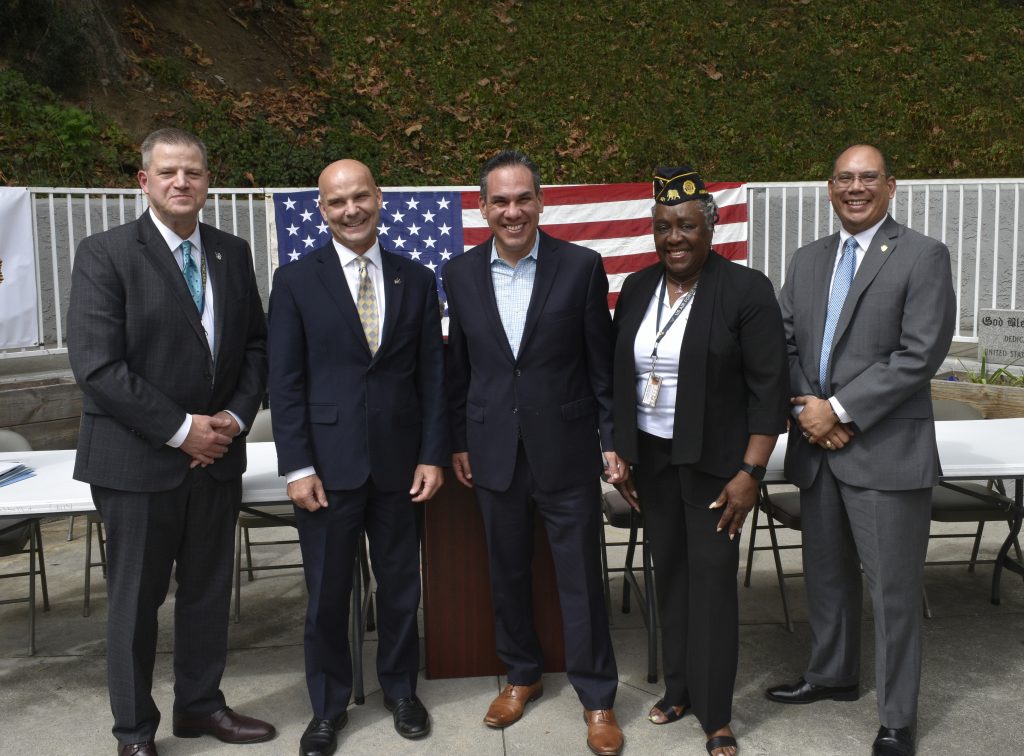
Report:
647,698,687,725
705,734,738,755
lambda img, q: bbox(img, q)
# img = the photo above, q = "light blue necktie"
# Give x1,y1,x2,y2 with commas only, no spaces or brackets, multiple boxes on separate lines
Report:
181,240,203,312
818,236,858,389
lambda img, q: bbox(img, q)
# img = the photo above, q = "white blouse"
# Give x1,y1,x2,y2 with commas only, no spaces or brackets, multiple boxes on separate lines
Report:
633,282,693,439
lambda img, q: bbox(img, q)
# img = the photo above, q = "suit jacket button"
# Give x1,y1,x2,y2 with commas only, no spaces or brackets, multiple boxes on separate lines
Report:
512,408,518,414
514,369,521,377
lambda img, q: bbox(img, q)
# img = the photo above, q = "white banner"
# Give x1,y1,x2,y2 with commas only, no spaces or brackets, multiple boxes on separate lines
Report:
0,187,40,349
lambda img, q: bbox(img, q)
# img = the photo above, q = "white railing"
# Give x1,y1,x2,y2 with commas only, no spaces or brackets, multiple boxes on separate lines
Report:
4,180,1024,359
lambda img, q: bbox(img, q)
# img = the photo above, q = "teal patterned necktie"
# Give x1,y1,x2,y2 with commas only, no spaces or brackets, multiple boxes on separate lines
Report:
819,236,858,389
181,240,203,312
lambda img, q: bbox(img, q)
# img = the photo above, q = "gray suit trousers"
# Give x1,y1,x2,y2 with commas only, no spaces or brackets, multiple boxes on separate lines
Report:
801,462,930,729
93,471,240,744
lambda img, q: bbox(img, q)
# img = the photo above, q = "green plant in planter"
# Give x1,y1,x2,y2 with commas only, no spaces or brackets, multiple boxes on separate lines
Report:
949,351,1024,387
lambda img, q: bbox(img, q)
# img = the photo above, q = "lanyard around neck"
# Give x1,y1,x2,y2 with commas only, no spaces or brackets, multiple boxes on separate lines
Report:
650,275,698,366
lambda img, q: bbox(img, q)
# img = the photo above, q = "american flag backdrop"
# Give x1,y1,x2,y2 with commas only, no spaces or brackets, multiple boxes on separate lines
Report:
271,182,747,310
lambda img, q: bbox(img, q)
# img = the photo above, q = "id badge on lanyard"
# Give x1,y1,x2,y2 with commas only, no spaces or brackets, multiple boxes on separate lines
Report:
640,277,698,408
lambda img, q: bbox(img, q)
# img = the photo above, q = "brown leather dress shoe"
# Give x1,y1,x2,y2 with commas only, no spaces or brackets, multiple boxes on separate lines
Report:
117,742,157,756
483,681,544,728
172,706,276,743
584,709,623,756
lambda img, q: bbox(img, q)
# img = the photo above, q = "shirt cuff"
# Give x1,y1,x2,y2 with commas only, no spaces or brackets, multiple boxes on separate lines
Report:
828,396,852,424
226,410,246,436
286,466,317,484
167,414,192,448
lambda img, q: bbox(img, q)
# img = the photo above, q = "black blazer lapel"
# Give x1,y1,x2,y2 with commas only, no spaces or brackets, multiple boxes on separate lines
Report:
616,265,661,349
832,215,899,347
376,250,405,357
517,230,560,359
200,224,228,361
672,251,721,461
313,245,372,356
138,213,209,353
810,232,840,386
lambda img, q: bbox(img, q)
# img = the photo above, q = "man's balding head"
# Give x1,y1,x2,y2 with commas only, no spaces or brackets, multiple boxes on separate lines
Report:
317,160,383,254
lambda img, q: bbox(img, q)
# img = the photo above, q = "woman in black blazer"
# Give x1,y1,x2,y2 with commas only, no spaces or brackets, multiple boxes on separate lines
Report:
611,167,789,756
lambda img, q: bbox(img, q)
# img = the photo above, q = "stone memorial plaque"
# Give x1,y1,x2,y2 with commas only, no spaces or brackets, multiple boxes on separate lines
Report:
979,309,1024,365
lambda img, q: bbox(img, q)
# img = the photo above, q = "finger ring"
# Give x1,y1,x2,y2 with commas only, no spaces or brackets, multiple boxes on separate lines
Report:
825,440,834,449
802,431,810,439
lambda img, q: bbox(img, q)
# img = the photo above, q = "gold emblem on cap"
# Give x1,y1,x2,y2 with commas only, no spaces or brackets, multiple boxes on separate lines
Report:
666,189,680,201
683,180,697,196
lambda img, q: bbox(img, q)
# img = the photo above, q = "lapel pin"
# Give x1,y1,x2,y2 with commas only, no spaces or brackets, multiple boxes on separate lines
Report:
880,245,888,253
214,250,223,260
394,277,402,285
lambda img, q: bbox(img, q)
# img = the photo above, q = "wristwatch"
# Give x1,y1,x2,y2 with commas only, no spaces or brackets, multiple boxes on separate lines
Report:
738,462,766,481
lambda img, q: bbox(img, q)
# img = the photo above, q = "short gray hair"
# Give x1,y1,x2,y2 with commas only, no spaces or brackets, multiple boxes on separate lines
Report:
650,195,719,231
141,128,208,170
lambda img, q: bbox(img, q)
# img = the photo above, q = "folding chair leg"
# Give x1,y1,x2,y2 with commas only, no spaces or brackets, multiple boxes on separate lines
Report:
244,527,255,581
66,514,76,541
743,500,761,588
766,515,794,633
922,586,932,619
233,521,243,623
33,521,49,611
97,523,107,578
967,522,984,573
27,523,38,655
84,519,94,618
622,522,638,614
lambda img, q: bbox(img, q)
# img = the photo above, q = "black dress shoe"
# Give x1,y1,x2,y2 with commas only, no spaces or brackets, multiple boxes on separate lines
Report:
765,677,860,704
118,742,157,756
172,706,276,743
873,725,915,756
299,713,348,756
384,696,430,739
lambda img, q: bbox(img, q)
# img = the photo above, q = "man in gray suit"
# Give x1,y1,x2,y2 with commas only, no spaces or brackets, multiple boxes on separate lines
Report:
68,128,273,756
766,144,955,756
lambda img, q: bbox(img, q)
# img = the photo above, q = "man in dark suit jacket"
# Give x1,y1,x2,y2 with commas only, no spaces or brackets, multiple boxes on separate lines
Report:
445,150,626,756
766,145,956,756
68,128,272,756
268,159,448,756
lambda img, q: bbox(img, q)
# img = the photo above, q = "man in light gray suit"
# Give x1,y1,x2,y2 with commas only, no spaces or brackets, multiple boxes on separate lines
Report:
68,128,273,756
765,144,955,756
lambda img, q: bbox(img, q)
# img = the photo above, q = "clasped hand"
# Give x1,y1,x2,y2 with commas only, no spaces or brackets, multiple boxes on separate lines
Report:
791,395,855,451
181,411,239,468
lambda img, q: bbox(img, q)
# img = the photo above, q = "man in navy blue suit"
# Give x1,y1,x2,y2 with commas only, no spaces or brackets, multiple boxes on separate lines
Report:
268,159,448,756
445,150,626,756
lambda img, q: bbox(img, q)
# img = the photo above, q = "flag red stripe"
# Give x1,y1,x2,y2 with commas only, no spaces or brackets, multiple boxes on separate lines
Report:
602,252,658,274
461,181,745,210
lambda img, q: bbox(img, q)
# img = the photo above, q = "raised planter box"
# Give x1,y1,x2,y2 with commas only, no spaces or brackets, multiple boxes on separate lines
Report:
931,374,1024,419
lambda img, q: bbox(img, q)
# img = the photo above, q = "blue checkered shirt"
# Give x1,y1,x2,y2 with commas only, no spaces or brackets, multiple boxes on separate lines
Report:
490,236,540,358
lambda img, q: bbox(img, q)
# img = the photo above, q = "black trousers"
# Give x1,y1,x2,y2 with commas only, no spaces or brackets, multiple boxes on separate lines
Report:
294,480,422,720
92,470,240,745
634,432,739,734
474,443,618,710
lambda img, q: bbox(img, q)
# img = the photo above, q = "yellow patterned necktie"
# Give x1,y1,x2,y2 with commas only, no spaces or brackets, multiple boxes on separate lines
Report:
356,257,379,354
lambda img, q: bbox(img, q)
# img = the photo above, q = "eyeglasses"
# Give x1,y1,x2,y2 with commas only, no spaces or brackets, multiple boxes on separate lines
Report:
831,171,887,188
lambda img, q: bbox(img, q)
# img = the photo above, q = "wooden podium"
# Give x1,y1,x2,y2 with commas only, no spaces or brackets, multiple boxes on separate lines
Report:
421,482,566,678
